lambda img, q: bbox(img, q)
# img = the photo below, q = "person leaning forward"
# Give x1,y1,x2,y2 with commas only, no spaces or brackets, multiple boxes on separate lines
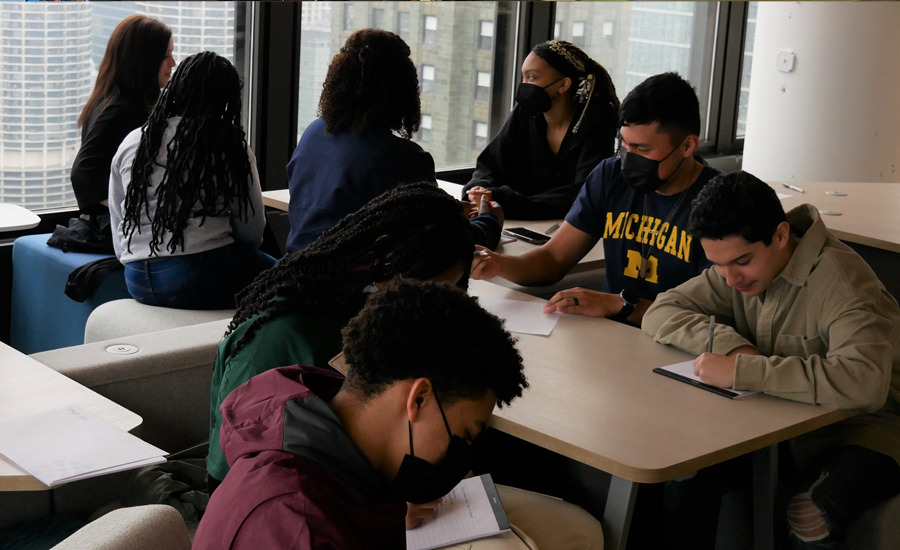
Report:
642,170,900,549
471,72,721,325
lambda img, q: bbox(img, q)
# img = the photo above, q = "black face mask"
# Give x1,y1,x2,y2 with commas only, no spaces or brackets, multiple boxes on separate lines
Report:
515,78,563,116
620,137,687,194
392,392,473,504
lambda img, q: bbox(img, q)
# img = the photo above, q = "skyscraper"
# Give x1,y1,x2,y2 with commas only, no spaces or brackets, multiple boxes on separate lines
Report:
0,2,236,211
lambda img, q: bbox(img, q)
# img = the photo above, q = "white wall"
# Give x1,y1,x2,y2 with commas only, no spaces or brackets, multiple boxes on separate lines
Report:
743,1,900,183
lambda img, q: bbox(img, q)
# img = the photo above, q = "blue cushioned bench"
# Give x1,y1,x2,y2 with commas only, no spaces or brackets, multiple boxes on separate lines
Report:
10,234,131,354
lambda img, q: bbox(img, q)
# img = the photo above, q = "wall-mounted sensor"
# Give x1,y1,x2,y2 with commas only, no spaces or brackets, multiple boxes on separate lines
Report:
776,50,796,73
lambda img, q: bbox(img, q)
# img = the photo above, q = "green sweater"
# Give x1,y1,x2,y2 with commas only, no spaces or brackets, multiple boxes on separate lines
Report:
207,311,348,482
643,205,900,468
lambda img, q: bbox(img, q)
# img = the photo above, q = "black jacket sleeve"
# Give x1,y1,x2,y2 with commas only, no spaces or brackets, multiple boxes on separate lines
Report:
70,98,147,212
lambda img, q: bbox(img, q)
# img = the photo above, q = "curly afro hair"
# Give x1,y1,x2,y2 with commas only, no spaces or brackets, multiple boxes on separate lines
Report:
318,28,421,138
342,279,528,408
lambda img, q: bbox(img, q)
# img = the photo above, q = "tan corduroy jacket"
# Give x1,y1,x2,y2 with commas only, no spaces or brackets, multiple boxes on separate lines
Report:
643,205,900,467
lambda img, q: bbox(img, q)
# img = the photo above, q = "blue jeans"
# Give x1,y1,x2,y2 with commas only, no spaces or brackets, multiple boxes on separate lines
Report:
124,243,276,310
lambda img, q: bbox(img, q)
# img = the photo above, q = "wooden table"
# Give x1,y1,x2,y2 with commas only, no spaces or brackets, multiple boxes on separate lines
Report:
0,342,143,491
261,182,605,267
0,203,40,232
467,279,856,550
768,180,900,253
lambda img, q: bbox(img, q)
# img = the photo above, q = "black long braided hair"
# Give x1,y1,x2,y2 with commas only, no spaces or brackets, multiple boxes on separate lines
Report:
225,182,475,359
123,51,253,256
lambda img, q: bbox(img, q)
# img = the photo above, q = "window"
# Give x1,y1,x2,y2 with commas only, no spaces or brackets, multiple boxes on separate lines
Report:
736,2,758,138
554,22,562,40
478,20,493,51
420,114,433,143
0,1,242,211
421,64,435,94
572,21,586,47
371,8,384,30
342,3,353,31
472,121,488,150
396,11,410,38
298,2,515,171
423,15,437,46
476,71,490,102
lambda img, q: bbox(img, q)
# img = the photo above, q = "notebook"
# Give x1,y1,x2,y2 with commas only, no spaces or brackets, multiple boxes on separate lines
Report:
653,360,757,400
0,405,166,487
406,474,510,550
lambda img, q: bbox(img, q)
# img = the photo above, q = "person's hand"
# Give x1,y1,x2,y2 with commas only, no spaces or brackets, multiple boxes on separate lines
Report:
543,288,622,317
477,194,504,225
471,245,502,280
693,353,737,388
460,200,479,219
406,499,442,529
466,186,492,205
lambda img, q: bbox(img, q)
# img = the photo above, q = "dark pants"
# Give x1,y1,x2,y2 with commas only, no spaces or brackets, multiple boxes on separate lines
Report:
662,445,900,550
124,242,276,310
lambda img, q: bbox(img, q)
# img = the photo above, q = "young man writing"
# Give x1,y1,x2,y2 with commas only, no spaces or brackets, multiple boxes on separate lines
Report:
642,171,900,548
472,72,721,324
195,279,604,550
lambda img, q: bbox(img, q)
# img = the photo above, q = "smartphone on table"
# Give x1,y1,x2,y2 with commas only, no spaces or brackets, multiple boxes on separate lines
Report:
502,227,551,244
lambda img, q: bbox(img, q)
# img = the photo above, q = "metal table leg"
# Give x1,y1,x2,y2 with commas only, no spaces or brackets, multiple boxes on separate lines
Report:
753,444,778,550
603,475,638,550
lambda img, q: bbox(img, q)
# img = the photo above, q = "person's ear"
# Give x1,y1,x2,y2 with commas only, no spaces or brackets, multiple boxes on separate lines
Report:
558,76,572,96
682,134,700,157
405,378,433,423
772,221,791,249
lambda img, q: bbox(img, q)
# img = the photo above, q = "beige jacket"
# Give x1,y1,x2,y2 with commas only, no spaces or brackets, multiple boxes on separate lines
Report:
643,205,900,467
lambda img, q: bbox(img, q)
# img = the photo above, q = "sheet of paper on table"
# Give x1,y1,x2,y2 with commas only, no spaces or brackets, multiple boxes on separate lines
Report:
654,360,758,400
0,405,166,488
475,296,562,336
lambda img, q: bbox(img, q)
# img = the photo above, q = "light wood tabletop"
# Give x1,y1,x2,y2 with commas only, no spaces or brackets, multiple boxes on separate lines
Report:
469,279,855,483
0,342,143,491
768,180,900,253
467,279,856,549
261,182,605,267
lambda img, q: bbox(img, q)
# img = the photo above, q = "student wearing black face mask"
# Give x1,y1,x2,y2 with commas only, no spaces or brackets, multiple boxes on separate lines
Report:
471,72,722,327
195,280,605,550
463,41,619,220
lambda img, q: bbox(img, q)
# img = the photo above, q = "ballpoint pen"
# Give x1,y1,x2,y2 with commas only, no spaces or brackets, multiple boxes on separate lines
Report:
545,223,560,235
707,315,716,353
782,183,805,194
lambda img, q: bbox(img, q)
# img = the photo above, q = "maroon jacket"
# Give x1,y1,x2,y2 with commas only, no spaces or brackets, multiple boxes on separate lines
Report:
194,365,407,549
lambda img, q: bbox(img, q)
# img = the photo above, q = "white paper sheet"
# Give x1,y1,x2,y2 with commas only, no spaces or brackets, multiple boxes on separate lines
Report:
0,405,166,487
407,474,509,550
476,296,562,336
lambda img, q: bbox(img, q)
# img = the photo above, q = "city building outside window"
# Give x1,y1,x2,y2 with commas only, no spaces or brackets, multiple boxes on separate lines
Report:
342,3,353,31
298,2,513,171
0,1,239,211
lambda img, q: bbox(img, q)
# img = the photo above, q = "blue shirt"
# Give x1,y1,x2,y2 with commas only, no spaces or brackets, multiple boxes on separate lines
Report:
285,118,436,253
566,155,720,301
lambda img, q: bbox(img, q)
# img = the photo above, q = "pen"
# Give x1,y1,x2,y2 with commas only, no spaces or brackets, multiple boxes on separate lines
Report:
707,315,715,353
474,250,490,257
782,183,805,194
545,223,560,235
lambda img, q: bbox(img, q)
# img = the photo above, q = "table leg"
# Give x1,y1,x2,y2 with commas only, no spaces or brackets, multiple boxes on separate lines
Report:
753,444,778,550
603,475,638,550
